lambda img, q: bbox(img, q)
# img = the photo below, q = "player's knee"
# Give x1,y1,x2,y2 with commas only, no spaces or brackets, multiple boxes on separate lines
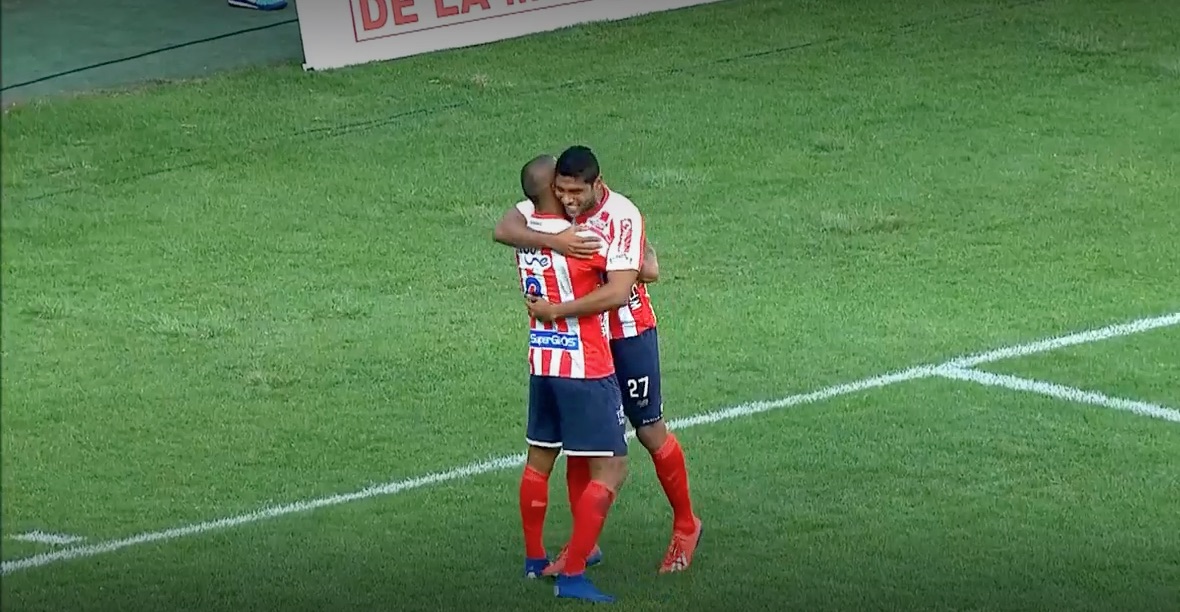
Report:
589,456,628,490
526,445,560,474
635,420,668,453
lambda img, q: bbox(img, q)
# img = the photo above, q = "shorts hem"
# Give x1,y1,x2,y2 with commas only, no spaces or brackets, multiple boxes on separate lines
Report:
629,416,664,429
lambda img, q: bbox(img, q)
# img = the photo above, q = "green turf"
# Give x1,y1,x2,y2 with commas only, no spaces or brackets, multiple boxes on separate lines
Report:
5,382,1178,611
3,0,1179,609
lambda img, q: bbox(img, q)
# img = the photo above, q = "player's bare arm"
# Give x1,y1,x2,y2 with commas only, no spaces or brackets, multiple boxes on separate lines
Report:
638,241,659,284
527,269,640,322
493,203,601,259
493,165,602,259
494,206,552,248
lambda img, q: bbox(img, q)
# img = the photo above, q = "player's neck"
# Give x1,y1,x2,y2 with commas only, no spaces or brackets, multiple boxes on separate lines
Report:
536,196,564,217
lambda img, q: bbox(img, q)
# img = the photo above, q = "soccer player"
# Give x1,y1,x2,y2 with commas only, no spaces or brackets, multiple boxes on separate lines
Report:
513,154,632,603
495,146,703,575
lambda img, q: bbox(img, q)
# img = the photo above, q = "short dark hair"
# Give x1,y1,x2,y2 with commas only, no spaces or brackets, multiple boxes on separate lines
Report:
555,145,600,184
520,154,556,203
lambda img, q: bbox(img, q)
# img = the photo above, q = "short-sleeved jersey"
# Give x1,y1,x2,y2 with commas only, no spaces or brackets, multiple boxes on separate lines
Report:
515,200,615,379
573,187,658,339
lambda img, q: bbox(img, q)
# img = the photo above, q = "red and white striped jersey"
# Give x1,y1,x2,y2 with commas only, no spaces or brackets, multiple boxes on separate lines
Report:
613,274,658,340
515,200,615,379
572,187,658,340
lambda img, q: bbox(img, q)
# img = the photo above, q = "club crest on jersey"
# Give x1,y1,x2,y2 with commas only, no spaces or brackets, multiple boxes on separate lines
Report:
522,275,543,297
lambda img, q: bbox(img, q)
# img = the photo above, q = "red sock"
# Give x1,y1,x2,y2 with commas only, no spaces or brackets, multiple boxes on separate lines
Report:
519,465,549,559
563,480,616,576
565,456,592,515
652,434,697,533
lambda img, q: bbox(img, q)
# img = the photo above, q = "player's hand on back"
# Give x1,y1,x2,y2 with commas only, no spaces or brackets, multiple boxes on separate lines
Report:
551,225,601,259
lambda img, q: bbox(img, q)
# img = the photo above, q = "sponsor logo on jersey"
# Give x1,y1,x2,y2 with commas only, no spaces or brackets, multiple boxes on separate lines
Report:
610,252,635,266
529,330,581,350
517,248,551,268
520,254,551,267
627,285,642,309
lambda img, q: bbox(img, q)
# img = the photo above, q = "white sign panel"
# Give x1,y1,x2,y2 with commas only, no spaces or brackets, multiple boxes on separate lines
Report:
294,0,726,71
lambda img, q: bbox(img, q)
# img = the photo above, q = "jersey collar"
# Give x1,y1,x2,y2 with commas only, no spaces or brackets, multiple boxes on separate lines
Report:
574,185,610,224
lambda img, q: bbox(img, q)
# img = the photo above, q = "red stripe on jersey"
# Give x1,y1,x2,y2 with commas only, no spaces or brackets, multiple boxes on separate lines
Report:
608,283,657,339
542,266,561,306
559,350,573,378
584,186,655,339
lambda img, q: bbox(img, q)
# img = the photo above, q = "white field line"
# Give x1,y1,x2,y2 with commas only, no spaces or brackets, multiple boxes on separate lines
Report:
9,531,86,546
3,311,1177,576
946,312,1180,368
0,366,937,576
937,367,1180,423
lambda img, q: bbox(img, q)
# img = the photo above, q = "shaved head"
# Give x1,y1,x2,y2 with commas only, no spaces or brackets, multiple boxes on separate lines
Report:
520,154,557,204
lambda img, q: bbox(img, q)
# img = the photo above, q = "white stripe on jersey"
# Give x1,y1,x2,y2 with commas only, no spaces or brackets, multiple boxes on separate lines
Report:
530,273,551,374
550,251,584,378
615,303,639,338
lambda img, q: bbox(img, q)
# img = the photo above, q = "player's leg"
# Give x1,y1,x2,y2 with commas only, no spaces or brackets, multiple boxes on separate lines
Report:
566,454,592,513
540,378,617,577
521,446,559,578
645,417,703,574
551,376,629,603
521,376,562,578
616,328,703,573
541,430,597,577
538,454,600,578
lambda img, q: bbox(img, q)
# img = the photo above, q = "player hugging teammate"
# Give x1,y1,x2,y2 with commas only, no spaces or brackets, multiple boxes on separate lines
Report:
493,146,703,603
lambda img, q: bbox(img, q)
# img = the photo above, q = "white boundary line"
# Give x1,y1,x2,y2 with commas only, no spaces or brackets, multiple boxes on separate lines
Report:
9,531,86,546
3,311,1178,576
937,367,1180,423
945,312,1180,367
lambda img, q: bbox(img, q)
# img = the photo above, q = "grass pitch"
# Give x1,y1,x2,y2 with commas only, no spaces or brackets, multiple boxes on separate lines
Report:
2,0,1178,610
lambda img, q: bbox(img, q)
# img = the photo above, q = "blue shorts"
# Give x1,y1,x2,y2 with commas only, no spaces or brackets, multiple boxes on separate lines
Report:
526,375,627,457
611,327,664,429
